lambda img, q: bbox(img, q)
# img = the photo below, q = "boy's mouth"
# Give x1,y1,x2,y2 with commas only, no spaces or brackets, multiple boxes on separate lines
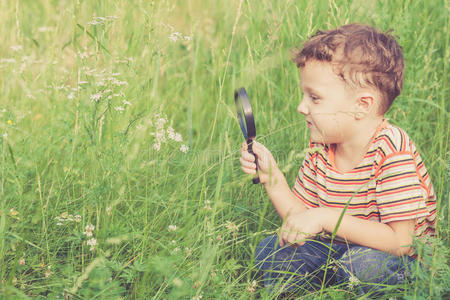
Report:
306,120,312,128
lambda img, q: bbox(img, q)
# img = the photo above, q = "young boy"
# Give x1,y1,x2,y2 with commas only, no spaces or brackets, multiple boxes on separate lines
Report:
240,24,436,294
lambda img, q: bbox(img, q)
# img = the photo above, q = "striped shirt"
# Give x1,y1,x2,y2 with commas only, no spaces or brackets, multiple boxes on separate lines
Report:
292,120,437,254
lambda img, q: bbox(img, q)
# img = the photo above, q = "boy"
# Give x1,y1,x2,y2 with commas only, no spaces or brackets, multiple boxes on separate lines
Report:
239,24,436,294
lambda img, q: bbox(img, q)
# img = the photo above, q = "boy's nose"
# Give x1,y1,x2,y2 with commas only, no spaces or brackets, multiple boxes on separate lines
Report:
297,99,309,115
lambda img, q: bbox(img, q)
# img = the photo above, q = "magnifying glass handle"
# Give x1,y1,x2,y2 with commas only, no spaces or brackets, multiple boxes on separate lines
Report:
247,138,260,184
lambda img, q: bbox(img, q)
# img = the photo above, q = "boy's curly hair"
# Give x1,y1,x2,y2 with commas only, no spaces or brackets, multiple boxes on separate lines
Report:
292,24,404,114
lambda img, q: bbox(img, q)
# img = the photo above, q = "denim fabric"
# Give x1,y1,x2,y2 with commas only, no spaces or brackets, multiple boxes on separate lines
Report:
255,235,415,295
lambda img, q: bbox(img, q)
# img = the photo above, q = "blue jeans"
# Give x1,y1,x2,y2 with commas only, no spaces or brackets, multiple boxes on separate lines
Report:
255,235,416,295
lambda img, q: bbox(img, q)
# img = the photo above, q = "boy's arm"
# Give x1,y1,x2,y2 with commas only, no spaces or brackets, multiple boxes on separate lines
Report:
280,207,414,256
263,167,308,219
240,141,307,218
320,208,414,256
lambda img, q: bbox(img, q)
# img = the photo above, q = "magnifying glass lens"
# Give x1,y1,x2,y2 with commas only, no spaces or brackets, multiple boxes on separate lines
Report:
238,103,248,138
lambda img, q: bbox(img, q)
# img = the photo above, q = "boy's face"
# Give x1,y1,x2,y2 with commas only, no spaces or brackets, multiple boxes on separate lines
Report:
298,60,358,144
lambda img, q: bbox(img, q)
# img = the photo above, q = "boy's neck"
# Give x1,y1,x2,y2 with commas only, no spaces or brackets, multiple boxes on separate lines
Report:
334,117,385,172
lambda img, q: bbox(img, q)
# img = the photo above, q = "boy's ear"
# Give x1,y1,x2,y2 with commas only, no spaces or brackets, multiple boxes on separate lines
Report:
354,91,377,119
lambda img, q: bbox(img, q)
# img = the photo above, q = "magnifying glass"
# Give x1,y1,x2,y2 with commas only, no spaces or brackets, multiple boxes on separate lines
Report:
234,87,260,184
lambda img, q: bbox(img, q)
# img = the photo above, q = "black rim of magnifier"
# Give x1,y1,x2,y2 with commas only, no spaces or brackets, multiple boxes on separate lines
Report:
234,88,260,184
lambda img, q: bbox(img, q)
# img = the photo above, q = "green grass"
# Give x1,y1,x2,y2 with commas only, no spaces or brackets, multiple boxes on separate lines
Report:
0,0,448,299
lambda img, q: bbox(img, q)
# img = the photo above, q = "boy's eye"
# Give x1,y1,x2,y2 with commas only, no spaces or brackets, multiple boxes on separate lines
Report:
310,94,320,101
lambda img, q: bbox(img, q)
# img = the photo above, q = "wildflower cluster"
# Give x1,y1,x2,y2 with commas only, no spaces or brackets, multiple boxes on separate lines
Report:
203,200,211,211
83,224,97,251
9,208,19,220
225,221,239,234
55,212,82,226
191,293,203,300
169,32,192,42
45,265,52,278
164,23,193,42
247,280,258,293
168,225,177,232
66,65,132,114
0,50,43,77
225,221,240,238
150,113,189,153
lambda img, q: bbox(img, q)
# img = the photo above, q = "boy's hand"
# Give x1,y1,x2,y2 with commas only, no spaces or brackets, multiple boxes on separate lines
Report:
279,208,324,247
240,141,280,186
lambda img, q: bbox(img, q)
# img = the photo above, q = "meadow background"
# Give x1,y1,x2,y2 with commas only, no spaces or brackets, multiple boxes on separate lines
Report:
0,0,448,299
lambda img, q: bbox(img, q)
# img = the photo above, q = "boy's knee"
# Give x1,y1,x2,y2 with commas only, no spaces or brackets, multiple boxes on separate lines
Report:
255,235,279,263
337,247,413,284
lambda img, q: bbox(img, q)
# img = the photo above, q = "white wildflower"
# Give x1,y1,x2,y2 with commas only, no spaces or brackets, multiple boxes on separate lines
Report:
123,99,131,105
10,45,23,52
114,106,125,112
26,91,35,99
67,92,76,100
83,67,96,76
56,222,63,226
180,144,189,153
110,78,128,86
87,20,101,25
155,129,166,143
2,133,7,138
90,92,102,102
78,51,89,59
19,258,25,265
168,225,177,232
169,31,192,42
348,274,360,289
78,80,88,85
84,224,95,237
204,200,211,211
153,142,161,151
167,127,175,140
225,221,239,233
87,238,97,251
9,208,18,216
106,205,112,216
45,265,52,278
155,117,166,129
174,133,182,142
74,215,82,222
169,32,182,42
247,280,258,293
191,294,203,300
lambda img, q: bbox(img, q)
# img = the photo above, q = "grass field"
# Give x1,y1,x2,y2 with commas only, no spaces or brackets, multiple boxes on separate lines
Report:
0,0,448,299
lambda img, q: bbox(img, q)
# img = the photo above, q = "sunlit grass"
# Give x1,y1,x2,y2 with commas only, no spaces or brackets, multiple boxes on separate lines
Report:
0,0,448,299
